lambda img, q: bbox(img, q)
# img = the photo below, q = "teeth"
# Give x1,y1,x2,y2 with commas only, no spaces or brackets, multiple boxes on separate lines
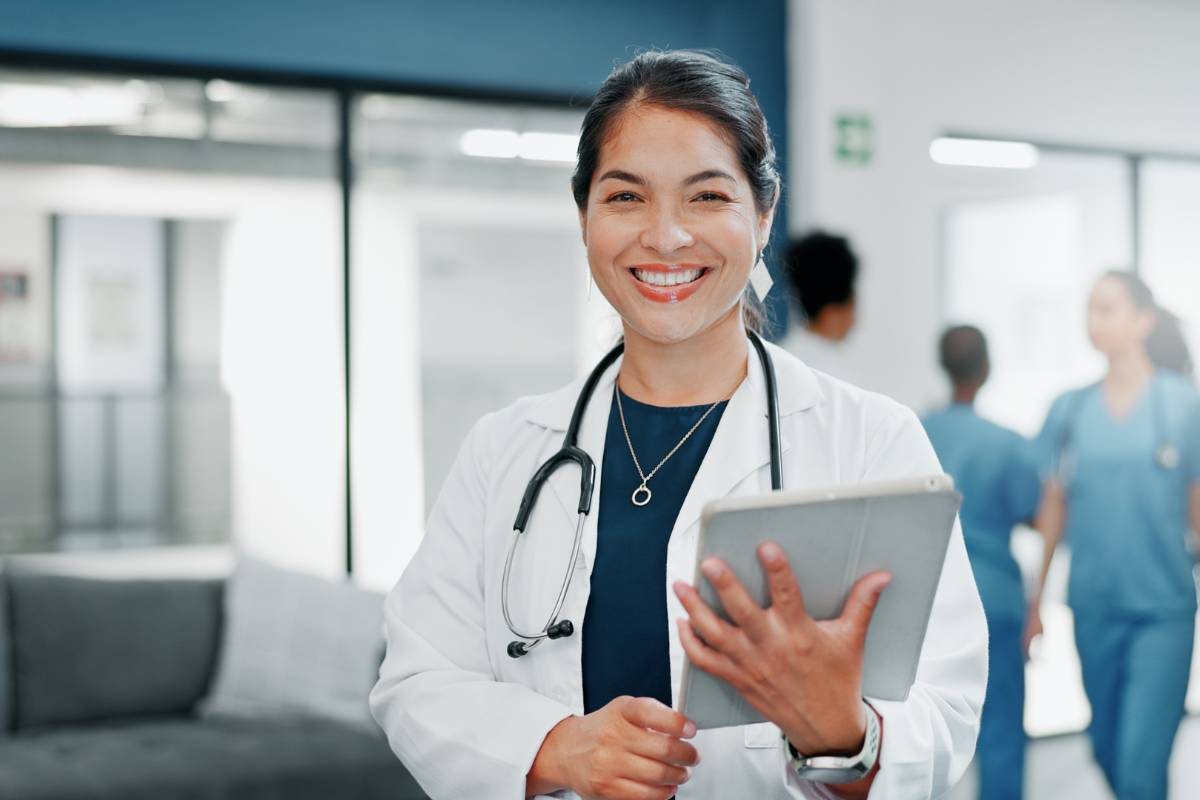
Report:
633,268,704,287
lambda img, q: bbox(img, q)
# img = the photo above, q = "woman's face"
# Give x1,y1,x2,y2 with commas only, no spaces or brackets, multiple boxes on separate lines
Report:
578,104,774,345
1086,275,1155,356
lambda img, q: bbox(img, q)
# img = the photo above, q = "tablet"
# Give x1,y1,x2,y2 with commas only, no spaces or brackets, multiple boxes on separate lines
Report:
678,474,961,730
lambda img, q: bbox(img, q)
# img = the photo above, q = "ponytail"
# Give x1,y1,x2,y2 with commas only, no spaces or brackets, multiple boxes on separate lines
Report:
1146,305,1194,381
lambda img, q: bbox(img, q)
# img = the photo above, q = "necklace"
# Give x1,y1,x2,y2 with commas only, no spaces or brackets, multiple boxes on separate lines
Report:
615,386,725,507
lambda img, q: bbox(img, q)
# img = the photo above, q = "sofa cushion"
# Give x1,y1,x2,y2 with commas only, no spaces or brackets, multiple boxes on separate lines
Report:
0,715,427,800
200,557,384,730
6,568,223,730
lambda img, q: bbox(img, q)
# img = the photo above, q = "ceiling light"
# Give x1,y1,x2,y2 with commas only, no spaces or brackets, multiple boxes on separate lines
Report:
0,82,144,128
460,128,521,159
517,131,578,163
460,129,578,163
929,137,1039,169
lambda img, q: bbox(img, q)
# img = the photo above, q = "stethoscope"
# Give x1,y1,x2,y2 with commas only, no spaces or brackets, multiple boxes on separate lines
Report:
503,329,782,658
1054,375,1181,485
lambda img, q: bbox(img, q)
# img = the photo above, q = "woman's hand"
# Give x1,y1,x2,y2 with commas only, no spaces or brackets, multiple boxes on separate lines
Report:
526,696,699,800
673,542,890,757
1023,598,1044,659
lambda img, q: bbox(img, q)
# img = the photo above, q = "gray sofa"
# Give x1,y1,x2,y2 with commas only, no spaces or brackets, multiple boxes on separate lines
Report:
0,562,428,800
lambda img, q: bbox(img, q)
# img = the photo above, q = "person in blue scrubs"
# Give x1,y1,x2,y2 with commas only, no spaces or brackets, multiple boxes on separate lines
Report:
1031,271,1200,800
922,325,1041,800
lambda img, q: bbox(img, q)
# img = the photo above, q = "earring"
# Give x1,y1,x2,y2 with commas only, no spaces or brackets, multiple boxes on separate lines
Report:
749,251,773,301
586,270,594,300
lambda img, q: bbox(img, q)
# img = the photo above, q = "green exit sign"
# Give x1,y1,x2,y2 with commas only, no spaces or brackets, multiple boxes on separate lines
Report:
836,113,873,165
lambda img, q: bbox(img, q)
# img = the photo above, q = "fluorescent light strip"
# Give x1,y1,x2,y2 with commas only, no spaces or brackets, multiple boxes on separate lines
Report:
460,128,578,163
0,83,145,128
929,137,1039,169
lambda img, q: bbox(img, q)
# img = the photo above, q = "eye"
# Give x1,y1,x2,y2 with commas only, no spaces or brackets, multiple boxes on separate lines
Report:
606,191,640,203
694,191,729,203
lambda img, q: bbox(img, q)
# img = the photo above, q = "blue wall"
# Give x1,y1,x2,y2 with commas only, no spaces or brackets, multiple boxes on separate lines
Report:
0,0,792,327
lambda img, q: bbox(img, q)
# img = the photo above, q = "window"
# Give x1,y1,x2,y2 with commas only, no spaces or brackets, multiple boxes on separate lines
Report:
349,95,617,589
0,69,344,578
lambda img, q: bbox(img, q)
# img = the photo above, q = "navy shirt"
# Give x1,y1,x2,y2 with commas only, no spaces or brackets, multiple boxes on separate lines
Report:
582,387,727,714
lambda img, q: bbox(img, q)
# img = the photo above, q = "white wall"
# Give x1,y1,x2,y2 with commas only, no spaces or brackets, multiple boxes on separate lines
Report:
788,0,1200,410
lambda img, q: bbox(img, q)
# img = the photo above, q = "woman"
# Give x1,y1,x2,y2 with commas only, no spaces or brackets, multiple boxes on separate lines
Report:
370,50,986,800
1026,271,1200,800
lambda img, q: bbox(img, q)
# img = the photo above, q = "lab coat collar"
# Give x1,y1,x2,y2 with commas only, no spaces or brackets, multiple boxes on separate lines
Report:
524,336,824,433
524,337,824,556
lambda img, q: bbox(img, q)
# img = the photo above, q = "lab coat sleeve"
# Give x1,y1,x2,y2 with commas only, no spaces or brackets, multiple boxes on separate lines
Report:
369,413,574,799
787,403,987,799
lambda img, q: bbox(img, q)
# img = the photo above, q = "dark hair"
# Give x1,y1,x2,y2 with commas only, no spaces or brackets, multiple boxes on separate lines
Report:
1100,270,1193,378
782,231,859,323
938,325,989,387
571,49,781,334
1146,306,1194,380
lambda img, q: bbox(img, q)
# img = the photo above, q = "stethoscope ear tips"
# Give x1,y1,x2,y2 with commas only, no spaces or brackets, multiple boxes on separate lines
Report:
507,641,529,659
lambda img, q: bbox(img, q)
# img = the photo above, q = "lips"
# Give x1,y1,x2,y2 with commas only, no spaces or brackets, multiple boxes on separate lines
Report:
627,264,712,303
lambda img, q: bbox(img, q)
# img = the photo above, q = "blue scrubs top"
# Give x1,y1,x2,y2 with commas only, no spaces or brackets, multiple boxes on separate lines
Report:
922,405,1041,622
1036,370,1200,617
582,388,727,714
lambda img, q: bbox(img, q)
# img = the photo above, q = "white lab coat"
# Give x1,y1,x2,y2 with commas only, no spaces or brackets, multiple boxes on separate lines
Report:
370,339,987,799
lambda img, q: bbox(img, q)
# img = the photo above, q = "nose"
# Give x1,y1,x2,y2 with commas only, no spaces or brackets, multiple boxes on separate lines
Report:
639,204,694,256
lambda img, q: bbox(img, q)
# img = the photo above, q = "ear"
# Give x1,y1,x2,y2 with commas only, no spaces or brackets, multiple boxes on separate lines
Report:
755,198,778,254
578,207,588,247
1136,307,1158,342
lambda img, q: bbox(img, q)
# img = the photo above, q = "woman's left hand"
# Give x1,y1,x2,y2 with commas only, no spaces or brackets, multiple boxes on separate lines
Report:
673,541,891,757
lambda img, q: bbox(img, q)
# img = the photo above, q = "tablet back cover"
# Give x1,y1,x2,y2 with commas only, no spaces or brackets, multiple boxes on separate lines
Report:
679,479,961,729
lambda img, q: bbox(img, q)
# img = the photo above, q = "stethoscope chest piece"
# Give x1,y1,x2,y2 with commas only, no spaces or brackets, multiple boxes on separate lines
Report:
1158,444,1181,471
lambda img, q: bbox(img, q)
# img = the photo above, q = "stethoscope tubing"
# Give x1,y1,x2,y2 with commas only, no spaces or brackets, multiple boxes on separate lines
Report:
503,329,781,658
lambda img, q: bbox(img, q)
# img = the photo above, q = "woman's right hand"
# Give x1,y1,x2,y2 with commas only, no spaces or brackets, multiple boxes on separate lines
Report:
1023,599,1043,660
526,696,700,800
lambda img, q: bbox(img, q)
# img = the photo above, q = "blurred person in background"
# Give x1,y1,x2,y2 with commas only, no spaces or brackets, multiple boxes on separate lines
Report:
1029,271,1200,800
922,325,1042,800
1146,306,1194,382
779,231,862,382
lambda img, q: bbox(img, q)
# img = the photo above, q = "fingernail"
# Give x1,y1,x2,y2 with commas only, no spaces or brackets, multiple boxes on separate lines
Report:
760,542,783,563
683,720,697,738
700,559,722,579
673,581,687,597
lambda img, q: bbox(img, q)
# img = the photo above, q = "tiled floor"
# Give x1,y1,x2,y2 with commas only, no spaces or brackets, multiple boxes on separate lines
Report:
951,714,1199,799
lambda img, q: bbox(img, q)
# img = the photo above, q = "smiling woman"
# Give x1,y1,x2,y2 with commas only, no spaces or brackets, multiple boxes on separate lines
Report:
369,50,988,800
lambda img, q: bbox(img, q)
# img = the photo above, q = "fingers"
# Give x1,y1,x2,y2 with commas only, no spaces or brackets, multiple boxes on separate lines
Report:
677,617,744,688
672,579,748,659
698,557,770,640
758,541,808,623
840,570,892,637
620,696,697,741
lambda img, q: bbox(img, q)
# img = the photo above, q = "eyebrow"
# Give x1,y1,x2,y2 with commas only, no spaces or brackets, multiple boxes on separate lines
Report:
595,169,738,187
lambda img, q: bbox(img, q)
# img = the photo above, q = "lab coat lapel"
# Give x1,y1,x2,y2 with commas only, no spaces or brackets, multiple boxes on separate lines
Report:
671,339,790,539
525,354,621,579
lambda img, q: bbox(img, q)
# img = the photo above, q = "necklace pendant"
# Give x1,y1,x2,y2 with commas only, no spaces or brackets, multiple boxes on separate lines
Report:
631,484,652,507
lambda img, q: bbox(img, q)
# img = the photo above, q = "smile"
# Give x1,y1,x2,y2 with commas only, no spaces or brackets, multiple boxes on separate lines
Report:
632,267,707,286
627,264,713,303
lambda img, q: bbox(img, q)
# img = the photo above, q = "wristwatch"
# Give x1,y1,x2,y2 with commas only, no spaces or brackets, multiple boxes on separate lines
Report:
783,700,881,784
